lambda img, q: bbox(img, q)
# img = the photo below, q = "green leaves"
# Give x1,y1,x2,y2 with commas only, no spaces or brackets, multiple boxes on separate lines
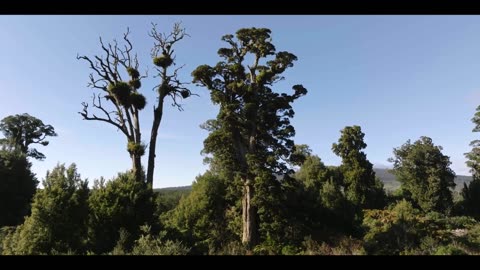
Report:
3,164,89,255
462,106,480,219
471,105,480,132
153,54,173,68
129,92,146,110
163,171,231,253
87,171,155,254
389,136,455,214
332,126,385,209
193,27,308,247
127,141,146,156
126,67,140,79
0,113,57,161
0,149,37,227
108,82,131,106
236,28,275,57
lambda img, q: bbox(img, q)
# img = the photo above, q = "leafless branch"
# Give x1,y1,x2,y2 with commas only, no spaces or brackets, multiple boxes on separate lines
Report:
78,93,129,137
78,28,144,140
149,22,189,58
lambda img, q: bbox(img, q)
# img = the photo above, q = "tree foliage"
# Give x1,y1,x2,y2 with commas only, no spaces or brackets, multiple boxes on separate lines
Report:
289,144,312,167
3,164,89,255
362,200,424,255
78,23,191,185
78,29,147,181
295,155,332,190
130,225,190,255
463,105,480,219
0,113,57,160
389,136,455,214
0,149,37,227
363,200,480,255
192,27,307,249
163,171,232,254
292,154,358,237
87,171,155,254
332,125,386,209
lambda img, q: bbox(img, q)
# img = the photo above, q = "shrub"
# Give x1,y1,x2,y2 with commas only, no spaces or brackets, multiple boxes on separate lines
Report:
87,171,155,254
2,164,89,255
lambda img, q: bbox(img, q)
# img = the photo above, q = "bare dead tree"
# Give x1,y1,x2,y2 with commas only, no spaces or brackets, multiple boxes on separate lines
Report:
78,23,191,186
146,22,193,186
77,29,148,182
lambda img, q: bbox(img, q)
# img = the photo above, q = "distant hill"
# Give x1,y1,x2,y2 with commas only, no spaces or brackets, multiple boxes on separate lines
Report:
154,169,473,194
373,168,472,192
154,185,192,193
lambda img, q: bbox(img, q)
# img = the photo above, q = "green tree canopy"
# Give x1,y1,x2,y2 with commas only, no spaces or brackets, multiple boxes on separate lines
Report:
2,164,89,255
295,154,331,190
332,125,385,209
87,171,155,254
163,171,231,254
389,136,455,214
0,113,57,160
462,105,480,219
0,149,37,227
192,27,307,249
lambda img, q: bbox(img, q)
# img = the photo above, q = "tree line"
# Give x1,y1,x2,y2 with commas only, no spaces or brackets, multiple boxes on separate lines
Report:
1,23,480,255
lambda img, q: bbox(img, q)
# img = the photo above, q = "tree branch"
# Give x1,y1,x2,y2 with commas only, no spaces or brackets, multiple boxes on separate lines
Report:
79,93,130,138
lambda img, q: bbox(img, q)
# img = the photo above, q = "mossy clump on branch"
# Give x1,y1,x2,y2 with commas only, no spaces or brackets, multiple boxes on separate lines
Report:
104,95,115,102
180,90,190,99
129,79,141,89
127,67,140,79
127,141,146,156
153,54,173,68
108,82,131,106
158,84,176,96
130,92,147,110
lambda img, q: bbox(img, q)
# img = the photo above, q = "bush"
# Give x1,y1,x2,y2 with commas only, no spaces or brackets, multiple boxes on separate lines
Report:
434,245,468,255
0,150,38,227
363,200,425,255
2,164,89,255
163,171,232,254
130,225,190,255
299,235,365,255
87,171,155,254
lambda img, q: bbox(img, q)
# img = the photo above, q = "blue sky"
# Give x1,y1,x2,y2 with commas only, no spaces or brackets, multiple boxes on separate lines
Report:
1,15,479,188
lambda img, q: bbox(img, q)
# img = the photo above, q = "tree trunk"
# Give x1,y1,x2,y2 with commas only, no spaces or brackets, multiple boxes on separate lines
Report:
131,153,142,182
146,99,164,187
242,178,258,253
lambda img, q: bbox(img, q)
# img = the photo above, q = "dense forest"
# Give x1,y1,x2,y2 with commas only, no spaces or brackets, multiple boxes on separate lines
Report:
1,23,480,255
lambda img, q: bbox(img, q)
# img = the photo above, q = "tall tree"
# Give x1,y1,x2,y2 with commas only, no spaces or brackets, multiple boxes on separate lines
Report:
146,23,191,186
164,171,230,254
289,144,313,167
332,125,385,209
0,149,37,227
78,24,191,185
295,154,330,190
0,113,57,160
389,136,455,214
77,29,147,181
463,105,480,219
192,27,307,249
